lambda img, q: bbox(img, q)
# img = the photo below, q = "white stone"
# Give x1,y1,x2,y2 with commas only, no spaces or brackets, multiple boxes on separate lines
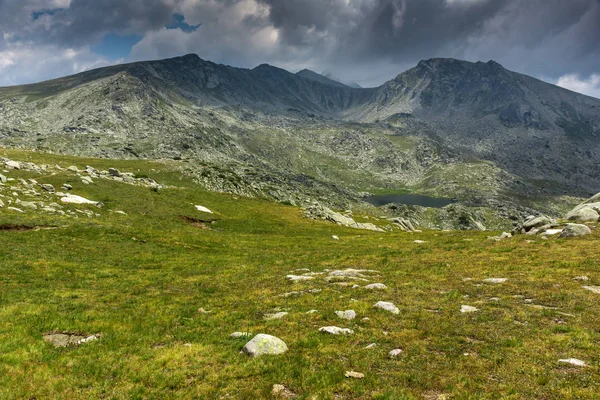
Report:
286,275,314,282
483,278,508,284
60,194,101,206
195,205,213,213
374,301,400,314
413,240,427,244
5,161,20,170
264,312,288,320
460,305,479,313
319,326,354,335
582,286,600,294
230,332,252,338
364,283,387,290
365,343,377,349
558,358,587,367
335,310,356,320
388,349,403,358
332,235,340,240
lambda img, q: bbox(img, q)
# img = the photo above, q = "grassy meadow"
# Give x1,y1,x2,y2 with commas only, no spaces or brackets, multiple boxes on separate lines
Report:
0,149,599,399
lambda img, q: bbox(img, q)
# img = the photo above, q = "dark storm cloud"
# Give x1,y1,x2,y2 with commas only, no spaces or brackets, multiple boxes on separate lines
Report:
0,0,599,90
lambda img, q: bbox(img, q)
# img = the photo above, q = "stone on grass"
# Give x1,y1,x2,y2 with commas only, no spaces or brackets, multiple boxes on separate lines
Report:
332,235,340,240
5,160,20,170
335,310,356,320
66,166,79,173
40,184,55,193
573,276,589,281
345,371,364,379
374,301,400,314
559,224,591,238
413,240,427,244
319,326,354,335
0,174,7,183
286,275,314,282
365,343,377,349
388,349,403,358
43,332,100,348
108,168,121,177
60,194,102,206
264,312,288,320
195,205,213,214
306,310,318,314
62,184,73,190
582,286,600,294
230,332,252,339
364,283,387,290
7,207,24,213
483,278,507,284
241,334,288,357
543,229,563,236
558,358,587,367
460,305,479,313
272,384,296,398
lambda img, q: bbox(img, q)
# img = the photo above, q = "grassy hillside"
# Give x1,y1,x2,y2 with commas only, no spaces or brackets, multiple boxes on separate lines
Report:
1,149,599,399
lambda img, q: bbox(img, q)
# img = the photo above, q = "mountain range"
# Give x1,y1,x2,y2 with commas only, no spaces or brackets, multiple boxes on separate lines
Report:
1,54,599,229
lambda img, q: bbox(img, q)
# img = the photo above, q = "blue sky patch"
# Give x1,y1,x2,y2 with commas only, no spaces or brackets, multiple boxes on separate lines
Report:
92,33,143,59
166,14,200,33
32,8,64,20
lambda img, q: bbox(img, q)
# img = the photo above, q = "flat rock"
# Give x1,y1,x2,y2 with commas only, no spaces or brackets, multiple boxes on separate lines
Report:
365,343,377,349
413,240,427,244
286,275,314,282
43,332,100,348
241,334,288,357
230,332,252,338
319,326,354,335
558,358,587,367
272,384,296,398
264,312,288,320
335,310,356,320
5,160,20,170
573,276,590,281
460,305,479,313
374,301,400,314
364,283,387,290
345,371,364,379
195,205,213,213
582,286,600,294
483,278,507,284
60,194,101,206
388,349,403,358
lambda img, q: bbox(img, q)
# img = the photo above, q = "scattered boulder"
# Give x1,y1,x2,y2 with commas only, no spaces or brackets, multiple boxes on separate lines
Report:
566,207,599,222
43,332,100,348
195,205,213,214
345,371,364,379
5,160,20,170
66,166,79,173
335,310,356,320
0,174,7,183
286,275,314,282
558,358,587,367
523,216,552,230
374,301,400,314
241,334,288,357
460,305,479,313
559,224,591,238
319,326,354,335
108,168,121,177
364,283,387,290
332,235,340,240
230,332,252,339
40,184,55,193
388,349,403,358
582,286,600,294
62,184,73,190
60,194,102,207
264,312,288,320
483,278,507,284
272,384,296,398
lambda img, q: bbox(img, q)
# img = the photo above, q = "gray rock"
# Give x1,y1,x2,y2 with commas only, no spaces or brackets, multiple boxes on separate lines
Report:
558,358,587,367
0,174,6,183
566,206,600,222
364,283,387,290
388,349,403,358
319,326,354,335
374,301,400,314
582,286,600,294
286,275,314,282
460,305,479,313
66,166,79,173
230,332,252,338
108,168,121,177
483,278,507,284
62,184,73,190
241,334,288,357
5,160,20,170
40,183,55,193
523,216,551,231
559,224,592,238
335,310,356,320
264,312,288,320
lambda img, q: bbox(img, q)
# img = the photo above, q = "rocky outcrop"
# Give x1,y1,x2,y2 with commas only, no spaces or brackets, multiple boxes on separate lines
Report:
304,204,385,232
559,224,592,238
565,195,600,223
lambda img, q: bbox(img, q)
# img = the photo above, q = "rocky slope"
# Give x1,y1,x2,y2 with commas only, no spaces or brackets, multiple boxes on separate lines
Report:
0,54,598,229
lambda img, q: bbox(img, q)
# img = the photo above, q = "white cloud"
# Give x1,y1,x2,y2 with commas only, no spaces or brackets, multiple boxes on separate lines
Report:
0,44,111,86
557,74,600,99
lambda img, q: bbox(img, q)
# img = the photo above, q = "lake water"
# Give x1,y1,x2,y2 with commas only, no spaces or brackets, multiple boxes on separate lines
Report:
364,193,456,208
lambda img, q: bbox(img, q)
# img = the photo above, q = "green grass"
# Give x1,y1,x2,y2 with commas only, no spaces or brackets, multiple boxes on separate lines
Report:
1,149,600,399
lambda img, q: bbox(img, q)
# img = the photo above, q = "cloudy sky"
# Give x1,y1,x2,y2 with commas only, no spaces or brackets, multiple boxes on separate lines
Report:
0,0,599,98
